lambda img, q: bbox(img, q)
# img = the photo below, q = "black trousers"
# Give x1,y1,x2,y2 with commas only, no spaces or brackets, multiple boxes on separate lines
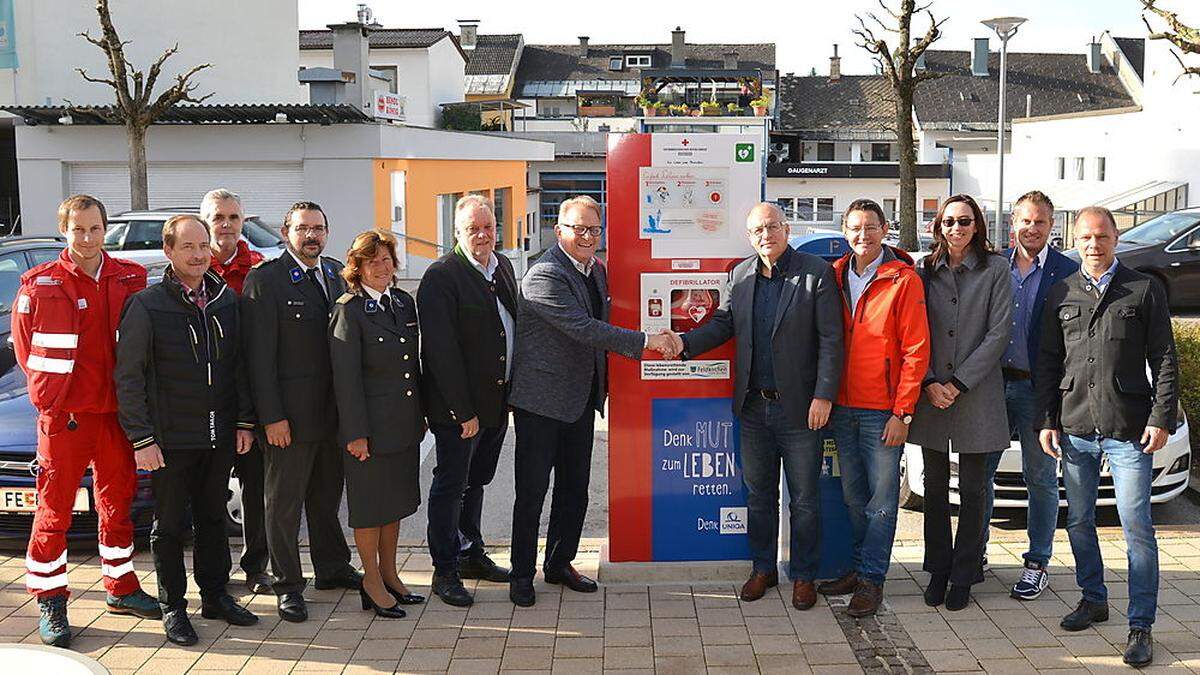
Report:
510,406,595,581
427,423,507,574
922,448,1000,587
150,446,235,611
262,437,353,594
233,440,269,576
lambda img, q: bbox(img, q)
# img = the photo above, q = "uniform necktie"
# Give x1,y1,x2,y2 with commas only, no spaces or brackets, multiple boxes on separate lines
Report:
305,268,328,307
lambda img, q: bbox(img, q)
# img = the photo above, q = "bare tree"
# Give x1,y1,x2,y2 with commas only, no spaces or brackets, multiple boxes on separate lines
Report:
853,0,946,250
75,0,211,210
1140,0,1200,81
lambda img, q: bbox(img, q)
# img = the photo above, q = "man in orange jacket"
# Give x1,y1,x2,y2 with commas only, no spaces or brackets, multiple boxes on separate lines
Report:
14,195,161,648
201,188,269,595
816,198,930,617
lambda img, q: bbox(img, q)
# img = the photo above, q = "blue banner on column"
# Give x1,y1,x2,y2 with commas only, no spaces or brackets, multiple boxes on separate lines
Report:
651,397,749,561
0,0,17,70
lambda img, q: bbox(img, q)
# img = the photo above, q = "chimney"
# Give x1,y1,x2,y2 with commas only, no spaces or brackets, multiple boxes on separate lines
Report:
330,21,372,113
458,19,479,49
915,40,927,70
1086,38,1102,73
723,50,739,70
972,37,989,76
671,27,686,68
578,36,589,58
829,44,841,81
355,3,373,25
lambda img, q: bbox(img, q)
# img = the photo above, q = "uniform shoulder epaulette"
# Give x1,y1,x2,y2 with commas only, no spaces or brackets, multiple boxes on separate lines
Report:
251,258,270,269
336,292,354,305
21,259,59,283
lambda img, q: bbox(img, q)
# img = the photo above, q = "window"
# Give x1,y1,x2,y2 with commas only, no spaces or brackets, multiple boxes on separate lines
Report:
883,198,898,223
774,198,796,221
816,198,834,223
494,187,511,249
626,54,651,68
922,198,940,224
797,198,815,221
1056,157,1065,180
817,143,835,161
372,65,399,94
1074,157,1085,181
26,248,60,267
1096,157,1106,182
608,57,623,71
437,192,464,249
0,252,24,313
539,172,607,243
871,143,892,162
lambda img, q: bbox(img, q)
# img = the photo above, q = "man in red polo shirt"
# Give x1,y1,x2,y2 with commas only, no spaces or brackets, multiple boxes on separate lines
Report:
14,195,160,648
200,188,268,594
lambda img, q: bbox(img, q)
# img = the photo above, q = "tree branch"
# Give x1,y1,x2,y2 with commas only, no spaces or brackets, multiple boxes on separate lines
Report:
75,67,117,90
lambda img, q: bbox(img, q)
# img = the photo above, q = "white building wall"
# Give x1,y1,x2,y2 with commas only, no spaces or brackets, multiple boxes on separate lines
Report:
0,0,300,106
766,177,950,227
426,39,466,128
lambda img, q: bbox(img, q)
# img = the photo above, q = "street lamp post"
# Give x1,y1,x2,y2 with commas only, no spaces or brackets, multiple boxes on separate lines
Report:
982,16,1027,246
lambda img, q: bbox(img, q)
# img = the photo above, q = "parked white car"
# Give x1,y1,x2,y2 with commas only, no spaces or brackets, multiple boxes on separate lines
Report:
899,408,1191,510
103,208,286,272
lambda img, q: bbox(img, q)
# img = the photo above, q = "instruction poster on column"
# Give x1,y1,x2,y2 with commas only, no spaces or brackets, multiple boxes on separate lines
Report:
639,167,729,239
640,272,730,381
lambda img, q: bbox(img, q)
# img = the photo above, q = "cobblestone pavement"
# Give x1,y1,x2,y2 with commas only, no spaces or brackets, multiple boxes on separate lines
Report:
4,531,1200,673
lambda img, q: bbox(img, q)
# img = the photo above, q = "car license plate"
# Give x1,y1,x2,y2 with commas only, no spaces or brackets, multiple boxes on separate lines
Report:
0,487,89,513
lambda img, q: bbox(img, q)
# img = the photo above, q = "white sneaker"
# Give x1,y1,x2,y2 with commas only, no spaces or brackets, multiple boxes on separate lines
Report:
1010,560,1049,600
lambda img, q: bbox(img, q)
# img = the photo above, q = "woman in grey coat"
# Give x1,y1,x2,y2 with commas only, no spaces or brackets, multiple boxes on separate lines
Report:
908,194,1013,611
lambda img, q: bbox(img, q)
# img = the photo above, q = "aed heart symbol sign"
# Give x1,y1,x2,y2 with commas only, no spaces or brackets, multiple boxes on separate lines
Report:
735,143,754,162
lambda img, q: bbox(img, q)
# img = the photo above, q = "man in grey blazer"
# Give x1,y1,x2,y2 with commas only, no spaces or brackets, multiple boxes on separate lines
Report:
508,195,674,606
677,202,844,611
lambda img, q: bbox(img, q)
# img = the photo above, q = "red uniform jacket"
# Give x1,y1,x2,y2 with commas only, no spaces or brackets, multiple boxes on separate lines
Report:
13,249,146,416
209,240,264,295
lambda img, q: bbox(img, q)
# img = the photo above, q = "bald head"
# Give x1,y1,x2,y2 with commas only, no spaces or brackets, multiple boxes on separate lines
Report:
747,202,786,226
745,201,790,265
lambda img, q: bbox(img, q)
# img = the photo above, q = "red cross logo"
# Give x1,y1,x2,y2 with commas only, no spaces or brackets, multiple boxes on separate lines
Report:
681,139,690,146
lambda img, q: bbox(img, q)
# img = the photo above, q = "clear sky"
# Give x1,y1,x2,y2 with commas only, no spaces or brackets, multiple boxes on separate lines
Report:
298,0,1197,76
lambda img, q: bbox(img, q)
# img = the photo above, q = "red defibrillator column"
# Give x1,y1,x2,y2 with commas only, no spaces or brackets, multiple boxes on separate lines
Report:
606,132,763,563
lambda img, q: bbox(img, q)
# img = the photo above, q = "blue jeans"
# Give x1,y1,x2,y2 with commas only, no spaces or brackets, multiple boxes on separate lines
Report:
1061,433,1158,630
739,396,823,581
984,379,1059,566
830,406,901,585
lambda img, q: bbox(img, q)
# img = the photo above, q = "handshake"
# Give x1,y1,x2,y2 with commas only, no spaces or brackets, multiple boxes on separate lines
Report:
645,330,684,359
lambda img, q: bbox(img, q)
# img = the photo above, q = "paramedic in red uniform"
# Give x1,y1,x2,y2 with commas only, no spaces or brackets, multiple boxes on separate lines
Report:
13,194,161,648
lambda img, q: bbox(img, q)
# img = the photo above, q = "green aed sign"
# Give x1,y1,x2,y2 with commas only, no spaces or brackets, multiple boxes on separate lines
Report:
734,143,754,163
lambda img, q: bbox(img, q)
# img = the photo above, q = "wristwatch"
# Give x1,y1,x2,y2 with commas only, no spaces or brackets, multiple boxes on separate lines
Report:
896,413,913,425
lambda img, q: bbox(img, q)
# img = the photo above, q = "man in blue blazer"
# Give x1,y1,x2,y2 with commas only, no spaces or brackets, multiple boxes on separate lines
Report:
988,190,1078,600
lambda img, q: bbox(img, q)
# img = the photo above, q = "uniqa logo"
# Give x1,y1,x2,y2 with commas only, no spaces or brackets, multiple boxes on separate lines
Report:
719,507,747,534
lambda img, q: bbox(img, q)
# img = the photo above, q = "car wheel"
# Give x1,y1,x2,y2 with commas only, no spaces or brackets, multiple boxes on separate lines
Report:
226,473,244,536
898,455,923,511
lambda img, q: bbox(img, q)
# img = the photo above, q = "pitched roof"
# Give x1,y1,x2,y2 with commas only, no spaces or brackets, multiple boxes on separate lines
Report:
1113,37,1146,80
776,75,895,139
299,28,452,50
913,50,1137,128
466,34,522,76
513,42,775,87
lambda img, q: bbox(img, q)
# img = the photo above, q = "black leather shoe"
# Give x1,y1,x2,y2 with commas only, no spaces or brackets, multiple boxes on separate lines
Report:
923,573,948,607
945,584,971,611
360,587,406,619
385,584,426,606
459,552,511,582
1060,599,1109,631
162,608,198,646
201,594,259,626
277,592,308,623
432,572,474,607
245,572,273,595
544,564,598,593
510,578,536,607
313,569,363,590
1124,628,1153,667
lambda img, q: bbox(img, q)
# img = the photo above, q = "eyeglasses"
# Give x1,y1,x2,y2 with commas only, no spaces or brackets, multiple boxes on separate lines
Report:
845,224,884,235
291,225,328,236
939,216,975,229
560,224,604,237
747,222,786,237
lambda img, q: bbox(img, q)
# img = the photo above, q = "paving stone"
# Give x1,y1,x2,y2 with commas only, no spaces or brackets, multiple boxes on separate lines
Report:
397,647,454,671
554,635,604,658
603,645,654,669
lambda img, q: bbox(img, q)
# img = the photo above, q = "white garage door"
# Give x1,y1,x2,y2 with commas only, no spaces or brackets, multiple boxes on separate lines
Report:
67,162,305,224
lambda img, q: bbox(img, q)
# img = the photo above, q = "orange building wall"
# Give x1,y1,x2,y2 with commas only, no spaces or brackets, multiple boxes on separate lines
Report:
373,159,529,262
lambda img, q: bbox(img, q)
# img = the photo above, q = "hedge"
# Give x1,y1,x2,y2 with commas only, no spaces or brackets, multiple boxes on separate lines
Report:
1174,319,1200,452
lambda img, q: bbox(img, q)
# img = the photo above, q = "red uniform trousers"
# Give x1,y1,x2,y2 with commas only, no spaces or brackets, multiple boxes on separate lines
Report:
26,411,142,599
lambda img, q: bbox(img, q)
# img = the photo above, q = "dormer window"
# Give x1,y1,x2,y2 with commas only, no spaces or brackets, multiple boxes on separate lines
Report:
626,54,651,68
608,57,623,71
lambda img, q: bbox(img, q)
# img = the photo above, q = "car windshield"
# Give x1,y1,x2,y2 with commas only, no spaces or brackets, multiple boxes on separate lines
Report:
1119,212,1200,245
244,218,284,248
